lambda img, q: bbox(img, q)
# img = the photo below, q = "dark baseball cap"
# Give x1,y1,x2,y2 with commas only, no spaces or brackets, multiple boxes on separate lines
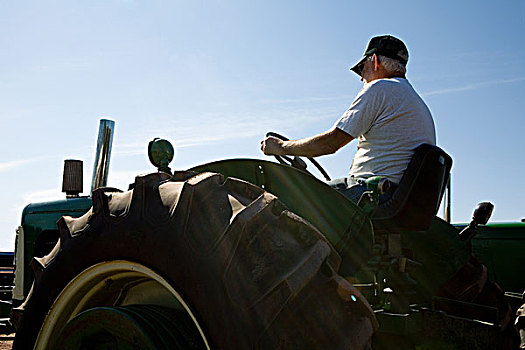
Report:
350,35,409,76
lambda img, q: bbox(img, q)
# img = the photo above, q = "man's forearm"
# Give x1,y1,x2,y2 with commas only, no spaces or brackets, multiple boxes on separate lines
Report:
283,134,337,157
273,128,354,157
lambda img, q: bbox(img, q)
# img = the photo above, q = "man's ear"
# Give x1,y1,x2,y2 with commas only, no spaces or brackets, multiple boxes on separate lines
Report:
373,54,379,71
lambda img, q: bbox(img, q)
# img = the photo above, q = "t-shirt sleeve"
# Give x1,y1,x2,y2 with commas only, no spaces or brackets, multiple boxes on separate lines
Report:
334,82,385,138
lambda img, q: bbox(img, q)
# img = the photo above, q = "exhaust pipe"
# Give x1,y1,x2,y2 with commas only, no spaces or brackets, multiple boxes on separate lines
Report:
91,119,115,193
444,175,451,223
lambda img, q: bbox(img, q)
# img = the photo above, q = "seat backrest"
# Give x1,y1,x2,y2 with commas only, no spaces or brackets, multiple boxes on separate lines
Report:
372,144,452,232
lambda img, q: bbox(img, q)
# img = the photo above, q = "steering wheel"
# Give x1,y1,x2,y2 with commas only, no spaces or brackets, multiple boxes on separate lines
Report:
265,132,331,181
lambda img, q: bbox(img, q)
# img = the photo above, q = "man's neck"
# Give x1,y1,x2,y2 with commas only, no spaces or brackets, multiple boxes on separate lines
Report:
366,74,405,83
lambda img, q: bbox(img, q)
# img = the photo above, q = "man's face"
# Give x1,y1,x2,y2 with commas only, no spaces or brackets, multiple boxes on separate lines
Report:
360,58,374,83
360,55,385,83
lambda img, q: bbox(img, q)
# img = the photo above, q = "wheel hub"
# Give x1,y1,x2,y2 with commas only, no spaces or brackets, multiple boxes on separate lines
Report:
34,260,209,349
55,305,204,349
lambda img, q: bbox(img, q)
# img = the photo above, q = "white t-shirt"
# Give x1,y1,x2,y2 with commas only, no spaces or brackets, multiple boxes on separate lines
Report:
335,78,436,183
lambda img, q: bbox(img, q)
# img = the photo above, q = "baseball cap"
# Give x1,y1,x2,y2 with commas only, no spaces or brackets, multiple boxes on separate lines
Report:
350,35,409,76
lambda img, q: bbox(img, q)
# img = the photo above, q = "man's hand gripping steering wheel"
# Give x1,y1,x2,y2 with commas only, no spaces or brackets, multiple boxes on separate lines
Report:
261,132,331,181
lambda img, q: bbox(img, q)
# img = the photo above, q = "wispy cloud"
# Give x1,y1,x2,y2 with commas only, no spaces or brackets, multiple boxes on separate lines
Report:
113,142,151,156
258,95,350,105
167,111,333,144
0,156,53,173
108,169,151,190
22,188,62,204
422,77,525,96
115,104,341,156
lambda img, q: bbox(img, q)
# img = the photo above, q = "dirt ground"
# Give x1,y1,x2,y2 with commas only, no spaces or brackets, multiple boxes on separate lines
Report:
0,334,13,350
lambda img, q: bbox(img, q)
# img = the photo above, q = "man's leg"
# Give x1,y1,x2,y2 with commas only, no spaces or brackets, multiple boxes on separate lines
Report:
328,177,394,204
327,178,368,203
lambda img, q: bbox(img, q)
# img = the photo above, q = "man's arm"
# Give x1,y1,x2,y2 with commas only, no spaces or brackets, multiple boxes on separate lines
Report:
261,127,354,157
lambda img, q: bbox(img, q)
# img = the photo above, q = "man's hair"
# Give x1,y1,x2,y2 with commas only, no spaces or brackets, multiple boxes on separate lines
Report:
377,55,406,76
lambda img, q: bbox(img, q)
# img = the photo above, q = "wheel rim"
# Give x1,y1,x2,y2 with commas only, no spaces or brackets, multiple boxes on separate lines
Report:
35,260,210,350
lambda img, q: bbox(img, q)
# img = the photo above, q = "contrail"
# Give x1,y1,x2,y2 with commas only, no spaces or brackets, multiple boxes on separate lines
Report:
423,77,525,96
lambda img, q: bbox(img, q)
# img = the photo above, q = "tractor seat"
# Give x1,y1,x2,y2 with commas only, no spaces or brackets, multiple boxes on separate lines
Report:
372,144,452,233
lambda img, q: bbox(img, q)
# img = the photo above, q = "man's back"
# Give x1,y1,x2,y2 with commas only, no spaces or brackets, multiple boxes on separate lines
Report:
336,77,436,183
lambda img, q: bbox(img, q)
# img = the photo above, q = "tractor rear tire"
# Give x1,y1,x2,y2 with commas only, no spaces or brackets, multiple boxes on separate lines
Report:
11,171,377,349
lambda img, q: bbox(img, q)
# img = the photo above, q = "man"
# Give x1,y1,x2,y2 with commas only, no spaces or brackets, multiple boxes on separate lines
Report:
261,35,436,203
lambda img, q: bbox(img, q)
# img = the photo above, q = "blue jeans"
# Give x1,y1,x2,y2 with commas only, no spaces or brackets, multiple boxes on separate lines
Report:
327,177,394,205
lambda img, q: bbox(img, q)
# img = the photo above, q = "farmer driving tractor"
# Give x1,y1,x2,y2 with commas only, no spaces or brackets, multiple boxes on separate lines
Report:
261,35,436,203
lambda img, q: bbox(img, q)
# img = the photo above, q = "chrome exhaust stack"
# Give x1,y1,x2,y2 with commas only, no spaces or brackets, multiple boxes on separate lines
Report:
90,119,115,193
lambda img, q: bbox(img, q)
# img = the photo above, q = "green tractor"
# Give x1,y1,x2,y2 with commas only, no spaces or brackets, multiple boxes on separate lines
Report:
6,119,525,349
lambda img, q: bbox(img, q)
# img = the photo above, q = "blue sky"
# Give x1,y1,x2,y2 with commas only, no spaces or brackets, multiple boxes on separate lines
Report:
1,1,524,251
